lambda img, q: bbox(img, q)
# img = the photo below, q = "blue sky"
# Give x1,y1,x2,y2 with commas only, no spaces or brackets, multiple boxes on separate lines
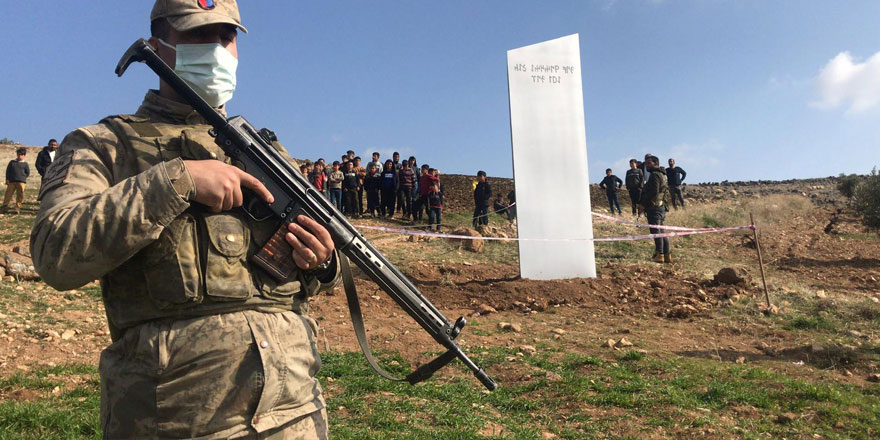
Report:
1,1,878,183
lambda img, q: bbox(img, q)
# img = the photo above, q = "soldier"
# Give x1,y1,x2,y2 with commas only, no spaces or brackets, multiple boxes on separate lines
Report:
30,1,340,438
639,155,672,263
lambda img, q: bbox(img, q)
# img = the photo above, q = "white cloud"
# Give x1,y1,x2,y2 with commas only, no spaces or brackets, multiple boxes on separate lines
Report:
813,51,880,113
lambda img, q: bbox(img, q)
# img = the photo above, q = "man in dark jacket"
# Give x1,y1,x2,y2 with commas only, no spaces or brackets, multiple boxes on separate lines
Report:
625,159,644,217
3,148,30,214
640,156,671,263
380,160,398,218
36,139,58,180
473,170,492,227
599,168,623,215
666,158,687,209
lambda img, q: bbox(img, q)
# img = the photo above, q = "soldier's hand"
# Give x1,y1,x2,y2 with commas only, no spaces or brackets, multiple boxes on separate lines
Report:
183,160,274,212
285,215,335,271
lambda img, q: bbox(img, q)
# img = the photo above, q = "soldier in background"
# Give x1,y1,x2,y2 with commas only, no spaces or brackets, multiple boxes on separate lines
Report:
30,1,340,438
625,158,644,217
640,155,672,263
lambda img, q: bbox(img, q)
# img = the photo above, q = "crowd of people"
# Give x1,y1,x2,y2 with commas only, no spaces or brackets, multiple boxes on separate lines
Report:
297,150,448,230
599,153,686,263
599,153,687,217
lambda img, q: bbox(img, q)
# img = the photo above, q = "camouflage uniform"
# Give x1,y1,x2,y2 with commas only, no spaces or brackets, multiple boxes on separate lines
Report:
32,87,339,437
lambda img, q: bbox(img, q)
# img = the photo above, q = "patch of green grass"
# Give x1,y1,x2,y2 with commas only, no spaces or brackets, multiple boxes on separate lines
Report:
0,363,100,440
701,214,724,228
786,315,836,331
2,351,879,439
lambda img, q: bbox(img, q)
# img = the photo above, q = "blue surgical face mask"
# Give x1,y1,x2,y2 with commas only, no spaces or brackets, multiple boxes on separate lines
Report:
158,39,238,107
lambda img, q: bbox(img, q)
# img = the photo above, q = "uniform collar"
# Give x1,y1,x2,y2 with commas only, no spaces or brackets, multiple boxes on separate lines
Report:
135,90,227,125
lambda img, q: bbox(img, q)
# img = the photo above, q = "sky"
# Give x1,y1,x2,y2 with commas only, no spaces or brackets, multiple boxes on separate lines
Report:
1,1,878,183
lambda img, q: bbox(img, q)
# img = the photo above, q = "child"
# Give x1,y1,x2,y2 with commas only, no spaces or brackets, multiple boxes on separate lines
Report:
328,161,344,211
310,161,326,198
342,161,359,217
427,183,443,231
3,148,29,215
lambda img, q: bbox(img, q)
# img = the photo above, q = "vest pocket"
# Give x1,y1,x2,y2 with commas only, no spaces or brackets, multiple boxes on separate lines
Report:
142,213,202,308
203,213,256,300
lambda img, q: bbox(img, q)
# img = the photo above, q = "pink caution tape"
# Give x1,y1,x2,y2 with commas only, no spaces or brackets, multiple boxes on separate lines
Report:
353,223,755,243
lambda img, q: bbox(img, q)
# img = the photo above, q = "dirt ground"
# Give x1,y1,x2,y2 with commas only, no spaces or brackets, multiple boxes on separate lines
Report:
1,180,878,397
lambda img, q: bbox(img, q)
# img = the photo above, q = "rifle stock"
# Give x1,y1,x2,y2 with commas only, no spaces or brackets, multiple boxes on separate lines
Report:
116,39,497,391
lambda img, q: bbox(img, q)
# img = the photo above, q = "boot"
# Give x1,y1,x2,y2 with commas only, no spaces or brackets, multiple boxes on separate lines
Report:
664,253,673,264
652,252,665,263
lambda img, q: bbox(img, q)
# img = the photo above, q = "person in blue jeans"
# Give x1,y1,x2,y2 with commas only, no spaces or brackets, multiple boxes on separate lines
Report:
327,161,344,211
427,183,443,231
599,168,623,215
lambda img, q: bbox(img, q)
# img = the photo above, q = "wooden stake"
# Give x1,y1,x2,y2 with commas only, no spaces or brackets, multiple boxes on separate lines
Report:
751,213,771,307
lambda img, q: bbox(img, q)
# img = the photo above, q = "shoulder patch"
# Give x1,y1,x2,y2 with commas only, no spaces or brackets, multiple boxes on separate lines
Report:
37,151,74,200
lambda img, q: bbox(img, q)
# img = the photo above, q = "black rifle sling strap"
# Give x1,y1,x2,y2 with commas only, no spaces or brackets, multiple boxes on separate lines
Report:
340,256,407,383
340,255,458,385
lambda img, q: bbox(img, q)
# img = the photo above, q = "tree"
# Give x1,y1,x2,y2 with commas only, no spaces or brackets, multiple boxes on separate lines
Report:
853,167,880,230
836,173,861,199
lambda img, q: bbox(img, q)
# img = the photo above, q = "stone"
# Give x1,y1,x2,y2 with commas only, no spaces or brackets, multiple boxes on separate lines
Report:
476,304,497,315
12,245,31,258
735,356,746,364
714,267,751,285
815,290,827,299
867,374,880,383
61,330,75,340
498,322,522,333
667,304,698,319
520,345,537,354
604,339,617,348
775,413,797,424
616,338,633,348
849,330,865,339
551,328,567,336
448,228,485,253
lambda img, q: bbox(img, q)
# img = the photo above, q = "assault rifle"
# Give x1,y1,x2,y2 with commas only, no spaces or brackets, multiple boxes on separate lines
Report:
116,39,496,391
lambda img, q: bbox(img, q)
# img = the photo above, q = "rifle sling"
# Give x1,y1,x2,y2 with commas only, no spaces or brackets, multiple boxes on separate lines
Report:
340,256,455,385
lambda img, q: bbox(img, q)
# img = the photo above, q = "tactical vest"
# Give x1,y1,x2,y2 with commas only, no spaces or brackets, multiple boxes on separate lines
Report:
99,114,319,334
644,169,668,209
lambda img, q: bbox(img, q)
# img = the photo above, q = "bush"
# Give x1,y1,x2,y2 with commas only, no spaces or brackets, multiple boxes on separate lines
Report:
837,174,861,199
853,167,880,230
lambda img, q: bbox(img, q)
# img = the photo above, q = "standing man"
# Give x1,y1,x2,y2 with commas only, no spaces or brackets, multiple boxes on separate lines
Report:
473,170,492,227
598,168,623,215
625,159,644,217
30,2,340,438
36,138,58,180
666,158,687,209
640,156,671,263
3,148,29,214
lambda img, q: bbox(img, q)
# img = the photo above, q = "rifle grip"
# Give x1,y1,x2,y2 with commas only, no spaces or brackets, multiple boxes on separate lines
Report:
251,222,298,280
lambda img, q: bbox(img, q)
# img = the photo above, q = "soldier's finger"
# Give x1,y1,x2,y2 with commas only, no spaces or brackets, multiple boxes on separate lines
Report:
296,215,335,252
288,222,328,262
232,186,243,208
222,185,234,212
237,169,275,204
285,230,316,265
289,243,312,270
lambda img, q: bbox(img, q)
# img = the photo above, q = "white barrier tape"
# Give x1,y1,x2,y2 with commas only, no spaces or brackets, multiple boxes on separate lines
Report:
590,211,750,232
354,223,755,243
